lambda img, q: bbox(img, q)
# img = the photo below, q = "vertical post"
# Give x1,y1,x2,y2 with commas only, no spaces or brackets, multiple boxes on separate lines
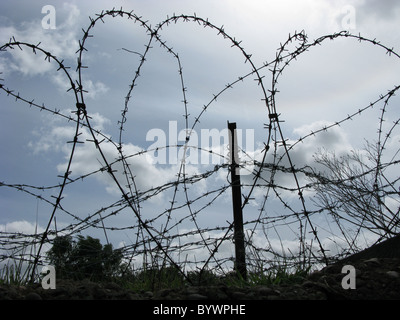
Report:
228,121,247,280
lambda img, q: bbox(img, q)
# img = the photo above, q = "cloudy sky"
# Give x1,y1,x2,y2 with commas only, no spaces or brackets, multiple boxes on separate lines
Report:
1,0,400,269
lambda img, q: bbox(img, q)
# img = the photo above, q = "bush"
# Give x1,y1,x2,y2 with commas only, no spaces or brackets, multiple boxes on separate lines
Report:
47,235,123,282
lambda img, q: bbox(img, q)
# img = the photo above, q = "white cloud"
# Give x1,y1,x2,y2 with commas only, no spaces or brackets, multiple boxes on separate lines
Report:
0,220,43,234
238,120,354,205
0,3,108,99
28,121,76,155
53,74,109,98
0,3,80,77
292,120,352,160
82,79,109,99
28,112,187,200
60,138,178,197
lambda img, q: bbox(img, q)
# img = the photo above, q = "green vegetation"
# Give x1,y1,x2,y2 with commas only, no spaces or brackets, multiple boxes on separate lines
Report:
122,265,186,292
0,247,35,286
120,265,310,292
236,267,310,287
47,235,123,282
0,258,32,286
1,235,311,291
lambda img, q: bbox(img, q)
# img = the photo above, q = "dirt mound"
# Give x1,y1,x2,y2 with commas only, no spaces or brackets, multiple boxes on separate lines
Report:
340,235,400,262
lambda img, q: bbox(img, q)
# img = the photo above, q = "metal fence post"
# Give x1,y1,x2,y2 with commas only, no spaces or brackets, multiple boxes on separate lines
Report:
228,121,247,280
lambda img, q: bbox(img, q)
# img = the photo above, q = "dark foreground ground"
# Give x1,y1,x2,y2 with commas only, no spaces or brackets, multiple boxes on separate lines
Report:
1,256,399,300
2,235,400,300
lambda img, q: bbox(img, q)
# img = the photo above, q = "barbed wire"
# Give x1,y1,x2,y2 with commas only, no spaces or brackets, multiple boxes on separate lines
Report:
0,8,399,283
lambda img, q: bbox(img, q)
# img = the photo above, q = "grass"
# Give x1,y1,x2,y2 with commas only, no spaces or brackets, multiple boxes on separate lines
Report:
239,267,310,287
0,258,33,286
1,254,312,291
114,264,311,293
0,258,311,290
118,265,186,292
